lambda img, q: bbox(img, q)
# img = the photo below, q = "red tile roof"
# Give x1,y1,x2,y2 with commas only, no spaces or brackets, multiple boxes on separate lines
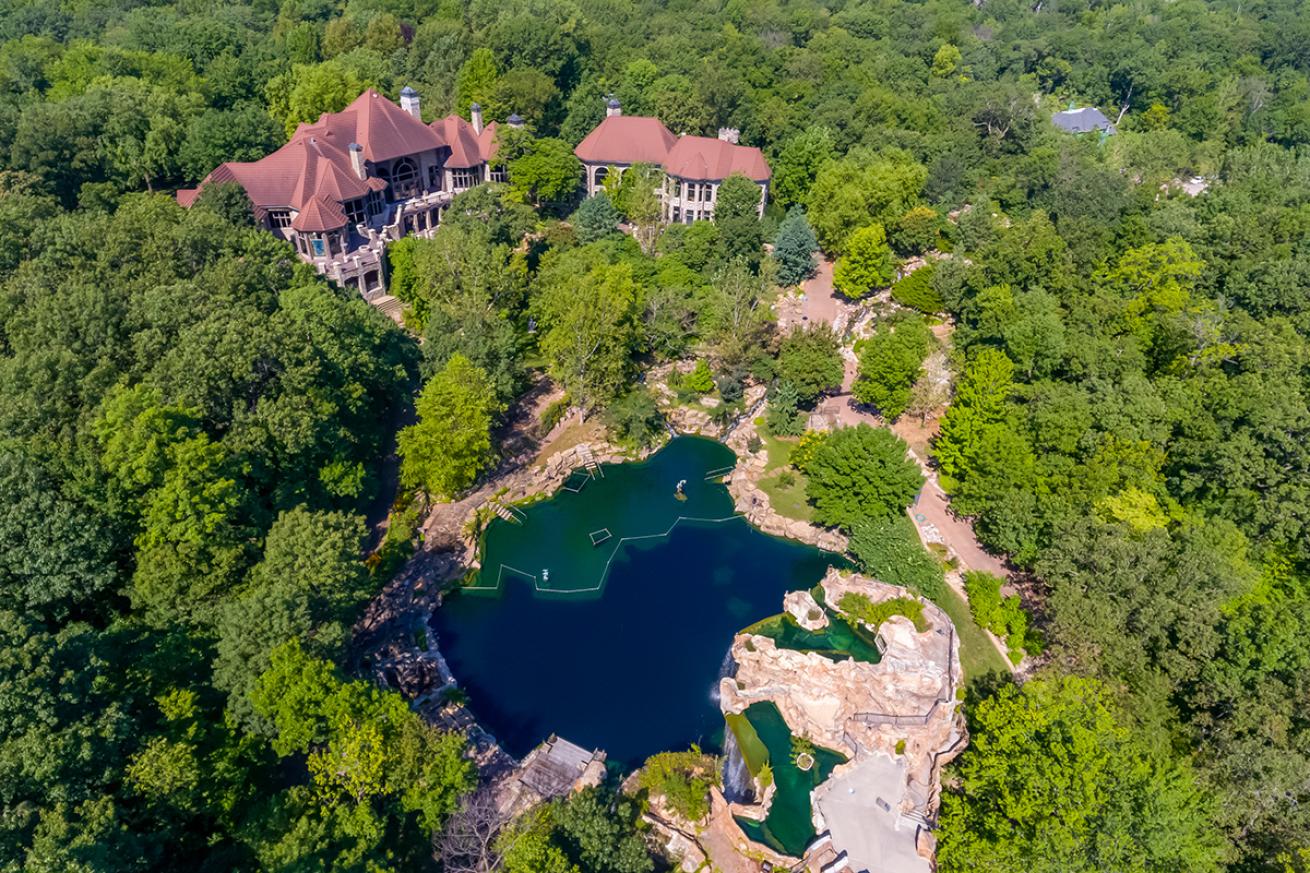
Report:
574,115,678,166
177,90,499,218
573,115,770,183
665,135,770,182
292,196,349,232
431,114,486,169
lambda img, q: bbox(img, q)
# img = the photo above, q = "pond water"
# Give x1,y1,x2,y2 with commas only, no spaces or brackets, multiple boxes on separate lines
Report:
431,436,842,764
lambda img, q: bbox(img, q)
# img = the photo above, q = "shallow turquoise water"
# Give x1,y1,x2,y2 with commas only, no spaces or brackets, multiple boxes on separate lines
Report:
431,437,844,763
734,701,846,857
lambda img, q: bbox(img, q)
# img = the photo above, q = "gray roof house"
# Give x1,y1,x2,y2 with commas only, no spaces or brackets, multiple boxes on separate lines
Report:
1052,106,1116,135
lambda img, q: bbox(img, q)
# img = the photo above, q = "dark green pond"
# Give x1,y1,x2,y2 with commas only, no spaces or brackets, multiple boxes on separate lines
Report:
431,436,841,764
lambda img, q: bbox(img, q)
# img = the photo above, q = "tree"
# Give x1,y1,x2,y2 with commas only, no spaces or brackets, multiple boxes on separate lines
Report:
804,425,924,531
934,348,1014,484
714,173,764,268
770,126,836,209
773,207,819,286
398,355,504,500
214,508,368,729
508,137,581,209
179,104,280,181
890,206,942,256
610,163,665,255
833,224,895,299
266,60,368,136
536,263,640,410
807,150,927,254
938,677,1224,873
766,381,805,436
571,193,620,243
776,324,844,406
455,48,500,114
853,314,934,419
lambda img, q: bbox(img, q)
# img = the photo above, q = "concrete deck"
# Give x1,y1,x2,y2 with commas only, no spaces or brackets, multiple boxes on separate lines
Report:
814,754,930,873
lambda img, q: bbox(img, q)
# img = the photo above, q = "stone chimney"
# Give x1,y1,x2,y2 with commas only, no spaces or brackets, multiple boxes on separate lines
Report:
470,102,484,135
717,127,740,144
399,86,420,119
606,97,621,117
507,113,525,129
349,143,366,180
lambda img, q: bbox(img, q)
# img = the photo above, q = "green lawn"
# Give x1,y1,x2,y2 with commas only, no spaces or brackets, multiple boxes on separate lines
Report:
931,582,1011,683
757,469,814,523
758,428,797,472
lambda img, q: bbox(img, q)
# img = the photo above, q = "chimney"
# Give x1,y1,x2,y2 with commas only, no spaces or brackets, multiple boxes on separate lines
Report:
399,86,420,119
349,143,366,180
606,97,621,117
470,102,484,135
717,127,740,144
507,113,525,129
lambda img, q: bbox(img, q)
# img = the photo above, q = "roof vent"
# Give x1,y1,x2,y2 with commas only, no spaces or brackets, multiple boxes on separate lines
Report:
507,113,525,128
606,98,621,117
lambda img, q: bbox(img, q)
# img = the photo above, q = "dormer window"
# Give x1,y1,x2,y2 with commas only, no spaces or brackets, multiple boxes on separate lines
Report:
268,209,292,229
344,198,366,224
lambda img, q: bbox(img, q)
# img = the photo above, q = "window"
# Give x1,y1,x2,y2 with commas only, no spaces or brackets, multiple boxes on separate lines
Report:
311,237,326,257
452,168,479,189
593,166,609,190
368,190,383,215
427,164,442,191
390,157,419,198
489,167,507,183
268,209,291,228
344,198,365,225
672,207,681,223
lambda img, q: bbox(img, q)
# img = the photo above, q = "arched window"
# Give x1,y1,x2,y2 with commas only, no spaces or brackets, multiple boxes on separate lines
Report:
390,157,419,199
593,166,609,191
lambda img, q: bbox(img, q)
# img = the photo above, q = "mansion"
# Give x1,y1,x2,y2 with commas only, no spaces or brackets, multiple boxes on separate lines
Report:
177,87,509,299
574,100,770,223
178,89,770,299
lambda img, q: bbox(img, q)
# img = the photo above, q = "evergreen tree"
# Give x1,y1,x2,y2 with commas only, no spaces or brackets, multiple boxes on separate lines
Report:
572,192,621,243
766,381,804,436
773,207,819,286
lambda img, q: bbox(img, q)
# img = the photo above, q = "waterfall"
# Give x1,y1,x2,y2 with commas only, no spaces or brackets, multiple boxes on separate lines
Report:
716,646,755,804
721,722,755,804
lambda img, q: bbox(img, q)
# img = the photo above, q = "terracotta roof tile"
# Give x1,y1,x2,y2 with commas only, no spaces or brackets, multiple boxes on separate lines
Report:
664,135,770,182
431,114,486,168
574,115,678,166
291,195,349,232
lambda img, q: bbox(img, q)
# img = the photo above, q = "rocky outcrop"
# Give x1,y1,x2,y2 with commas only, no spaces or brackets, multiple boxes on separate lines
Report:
785,589,828,631
719,569,965,869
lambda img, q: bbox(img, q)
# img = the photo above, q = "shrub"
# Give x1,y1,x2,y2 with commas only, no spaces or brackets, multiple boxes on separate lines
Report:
838,591,928,632
538,395,571,435
747,434,763,454
849,515,947,602
791,430,828,472
637,748,720,822
895,738,907,755
685,360,715,394
890,264,945,314
776,470,796,489
833,223,896,299
604,387,665,449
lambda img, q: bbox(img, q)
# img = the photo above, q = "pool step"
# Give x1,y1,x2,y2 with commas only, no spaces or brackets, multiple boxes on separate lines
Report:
577,444,605,478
